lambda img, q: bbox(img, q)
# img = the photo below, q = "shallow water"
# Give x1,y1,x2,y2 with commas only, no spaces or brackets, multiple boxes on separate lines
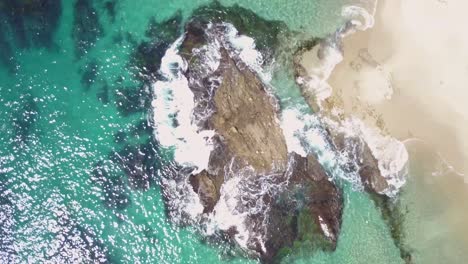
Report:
0,0,406,263
399,141,468,263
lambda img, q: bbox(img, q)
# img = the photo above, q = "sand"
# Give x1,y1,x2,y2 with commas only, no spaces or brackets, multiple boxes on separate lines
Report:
303,0,468,262
327,0,468,177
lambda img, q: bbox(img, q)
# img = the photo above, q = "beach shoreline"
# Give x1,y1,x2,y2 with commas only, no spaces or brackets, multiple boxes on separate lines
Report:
299,0,468,262
328,0,468,177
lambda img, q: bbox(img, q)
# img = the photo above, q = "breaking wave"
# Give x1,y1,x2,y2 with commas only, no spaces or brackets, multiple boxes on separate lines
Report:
295,1,409,196
280,107,363,187
151,36,215,173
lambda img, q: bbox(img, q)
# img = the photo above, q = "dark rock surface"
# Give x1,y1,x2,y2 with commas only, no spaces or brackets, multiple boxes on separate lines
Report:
263,153,343,261
172,16,343,262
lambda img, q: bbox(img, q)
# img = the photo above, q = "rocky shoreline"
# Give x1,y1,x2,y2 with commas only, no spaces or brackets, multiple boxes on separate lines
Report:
179,18,342,262
153,2,411,263
293,27,412,264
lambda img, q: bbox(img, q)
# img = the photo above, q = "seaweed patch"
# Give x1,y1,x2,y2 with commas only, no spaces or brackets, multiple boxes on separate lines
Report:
110,139,160,191
73,0,104,59
129,12,182,83
114,85,151,116
12,94,39,144
0,0,62,49
91,161,131,210
80,59,100,91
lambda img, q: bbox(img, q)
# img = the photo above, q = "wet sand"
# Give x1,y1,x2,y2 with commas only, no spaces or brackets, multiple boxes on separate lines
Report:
327,0,468,176
318,0,468,262
401,140,468,263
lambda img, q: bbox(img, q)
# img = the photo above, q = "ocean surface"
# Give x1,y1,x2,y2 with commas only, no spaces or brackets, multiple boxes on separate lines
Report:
0,0,408,263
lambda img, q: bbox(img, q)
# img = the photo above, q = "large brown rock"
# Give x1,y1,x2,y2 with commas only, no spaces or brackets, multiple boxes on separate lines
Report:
176,20,343,262
211,49,288,172
189,170,219,213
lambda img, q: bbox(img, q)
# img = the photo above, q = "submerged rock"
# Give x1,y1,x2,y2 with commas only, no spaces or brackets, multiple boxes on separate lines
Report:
110,140,160,191
80,59,99,91
0,0,62,49
12,93,39,144
73,0,103,59
103,0,118,23
114,85,152,116
130,12,183,83
188,1,287,63
0,0,61,71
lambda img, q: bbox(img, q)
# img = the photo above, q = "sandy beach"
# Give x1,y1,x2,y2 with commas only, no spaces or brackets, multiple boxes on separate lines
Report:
302,0,468,262
327,0,468,177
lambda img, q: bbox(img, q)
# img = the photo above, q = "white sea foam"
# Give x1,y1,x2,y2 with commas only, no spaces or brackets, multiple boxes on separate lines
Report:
298,43,342,108
224,24,264,73
191,26,222,77
330,116,409,196
295,2,409,195
280,108,363,186
299,4,377,109
280,109,308,157
203,160,292,255
318,216,333,239
161,175,204,222
223,23,273,83
280,108,329,158
342,5,375,32
208,174,250,249
151,36,215,173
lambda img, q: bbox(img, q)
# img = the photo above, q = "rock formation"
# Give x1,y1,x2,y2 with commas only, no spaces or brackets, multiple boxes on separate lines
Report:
157,2,409,262
176,16,343,262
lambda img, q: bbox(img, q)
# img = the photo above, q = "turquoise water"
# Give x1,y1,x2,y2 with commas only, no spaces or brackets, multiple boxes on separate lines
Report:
0,0,402,263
